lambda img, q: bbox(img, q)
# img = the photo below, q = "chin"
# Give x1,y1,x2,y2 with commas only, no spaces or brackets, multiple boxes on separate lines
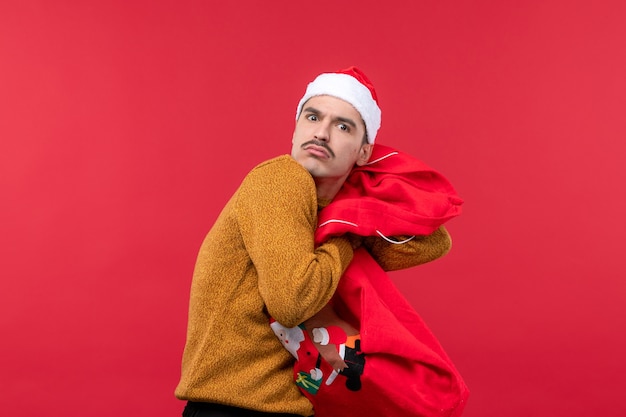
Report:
294,155,321,173
300,162,324,177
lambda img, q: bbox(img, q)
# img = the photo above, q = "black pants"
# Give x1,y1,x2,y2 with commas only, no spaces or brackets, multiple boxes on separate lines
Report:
182,401,306,417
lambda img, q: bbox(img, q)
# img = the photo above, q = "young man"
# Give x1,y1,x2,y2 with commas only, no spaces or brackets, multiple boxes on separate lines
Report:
175,67,452,417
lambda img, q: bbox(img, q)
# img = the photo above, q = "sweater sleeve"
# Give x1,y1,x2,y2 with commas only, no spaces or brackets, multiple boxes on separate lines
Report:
235,156,354,328
363,225,452,272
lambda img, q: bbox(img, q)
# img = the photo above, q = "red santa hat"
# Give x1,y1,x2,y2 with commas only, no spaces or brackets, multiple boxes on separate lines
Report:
296,66,382,144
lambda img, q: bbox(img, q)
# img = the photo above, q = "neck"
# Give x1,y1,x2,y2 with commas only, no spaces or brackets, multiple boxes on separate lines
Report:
314,177,345,202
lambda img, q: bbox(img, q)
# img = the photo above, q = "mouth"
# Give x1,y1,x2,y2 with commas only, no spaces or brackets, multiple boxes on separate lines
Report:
302,140,334,159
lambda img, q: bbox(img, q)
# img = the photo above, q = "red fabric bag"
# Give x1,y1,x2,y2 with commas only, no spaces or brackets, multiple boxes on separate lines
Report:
301,248,469,417
315,144,463,245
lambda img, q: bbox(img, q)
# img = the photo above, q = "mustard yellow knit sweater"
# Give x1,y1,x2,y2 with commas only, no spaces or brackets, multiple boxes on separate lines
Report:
175,155,451,416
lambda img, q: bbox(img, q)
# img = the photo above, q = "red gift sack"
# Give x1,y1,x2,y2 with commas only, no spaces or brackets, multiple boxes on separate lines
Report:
290,248,469,417
315,144,463,246
294,245,469,417
271,251,470,417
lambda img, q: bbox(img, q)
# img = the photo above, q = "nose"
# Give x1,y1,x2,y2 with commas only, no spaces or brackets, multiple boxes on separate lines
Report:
313,121,330,142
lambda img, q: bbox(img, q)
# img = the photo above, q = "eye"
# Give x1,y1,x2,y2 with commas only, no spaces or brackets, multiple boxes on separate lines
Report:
306,114,318,122
337,123,349,132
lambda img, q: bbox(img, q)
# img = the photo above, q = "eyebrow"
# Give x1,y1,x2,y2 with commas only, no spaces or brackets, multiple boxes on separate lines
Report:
302,106,358,129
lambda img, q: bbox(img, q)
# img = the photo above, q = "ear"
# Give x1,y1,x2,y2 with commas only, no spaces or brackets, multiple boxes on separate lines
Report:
355,144,373,166
291,118,300,144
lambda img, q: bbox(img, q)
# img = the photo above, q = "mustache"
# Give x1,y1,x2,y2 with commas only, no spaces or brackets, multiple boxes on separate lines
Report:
301,139,335,158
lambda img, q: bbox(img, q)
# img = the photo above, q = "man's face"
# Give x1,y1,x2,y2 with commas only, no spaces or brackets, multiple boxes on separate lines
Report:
291,95,371,186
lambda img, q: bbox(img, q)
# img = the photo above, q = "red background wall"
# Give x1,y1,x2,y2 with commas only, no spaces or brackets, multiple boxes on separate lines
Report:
1,1,625,416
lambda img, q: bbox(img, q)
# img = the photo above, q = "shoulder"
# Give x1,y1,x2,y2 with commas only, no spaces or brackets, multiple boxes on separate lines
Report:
251,155,309,175
234,155,319,226
245,155,315,188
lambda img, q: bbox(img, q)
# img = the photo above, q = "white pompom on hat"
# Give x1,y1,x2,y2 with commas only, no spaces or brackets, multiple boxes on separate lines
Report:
295,66,382,144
